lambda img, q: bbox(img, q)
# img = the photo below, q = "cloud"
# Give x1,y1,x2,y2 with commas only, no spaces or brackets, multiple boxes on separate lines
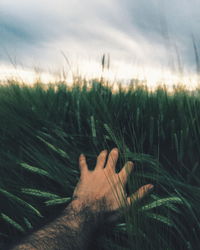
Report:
123,0,200,66
0,0,199,78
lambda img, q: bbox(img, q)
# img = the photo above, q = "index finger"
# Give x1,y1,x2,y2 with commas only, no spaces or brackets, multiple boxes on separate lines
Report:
118,161,134,186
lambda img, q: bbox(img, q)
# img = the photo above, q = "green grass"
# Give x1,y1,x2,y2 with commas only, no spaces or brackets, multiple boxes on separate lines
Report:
0,80,199,249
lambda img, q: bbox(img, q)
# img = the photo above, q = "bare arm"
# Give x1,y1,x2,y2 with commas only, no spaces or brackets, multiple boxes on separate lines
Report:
11,148,153,250
10,200,98,250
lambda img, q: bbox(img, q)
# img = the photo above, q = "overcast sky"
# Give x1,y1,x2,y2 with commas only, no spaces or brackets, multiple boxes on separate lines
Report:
0,0,200,84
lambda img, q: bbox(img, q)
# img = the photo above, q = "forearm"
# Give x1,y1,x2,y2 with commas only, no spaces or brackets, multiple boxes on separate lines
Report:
9,147,152,250
11,200,97,250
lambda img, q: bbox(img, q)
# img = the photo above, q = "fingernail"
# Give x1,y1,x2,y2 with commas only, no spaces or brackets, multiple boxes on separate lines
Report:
148,184,154,190
128,161,134,166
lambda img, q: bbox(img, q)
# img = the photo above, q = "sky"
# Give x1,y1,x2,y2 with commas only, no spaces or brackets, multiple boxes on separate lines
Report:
0,0,200,87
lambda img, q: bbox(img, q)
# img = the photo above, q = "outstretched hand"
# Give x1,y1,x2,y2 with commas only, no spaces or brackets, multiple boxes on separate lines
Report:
73,148,153,214
10,148,154,250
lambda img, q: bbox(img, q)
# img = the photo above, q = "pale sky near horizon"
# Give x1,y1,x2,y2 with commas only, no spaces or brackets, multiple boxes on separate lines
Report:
0,0,200,87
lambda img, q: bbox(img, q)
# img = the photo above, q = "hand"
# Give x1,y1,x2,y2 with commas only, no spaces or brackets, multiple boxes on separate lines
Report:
72,148,153,214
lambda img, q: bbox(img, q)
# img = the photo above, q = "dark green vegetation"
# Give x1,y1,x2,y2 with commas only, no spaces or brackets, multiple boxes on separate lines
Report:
0,80,199,250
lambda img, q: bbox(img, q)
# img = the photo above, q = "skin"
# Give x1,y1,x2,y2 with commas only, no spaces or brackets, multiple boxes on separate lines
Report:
10,148,153,250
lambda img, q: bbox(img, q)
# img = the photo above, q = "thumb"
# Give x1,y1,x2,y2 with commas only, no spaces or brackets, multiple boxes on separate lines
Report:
127,184,154,205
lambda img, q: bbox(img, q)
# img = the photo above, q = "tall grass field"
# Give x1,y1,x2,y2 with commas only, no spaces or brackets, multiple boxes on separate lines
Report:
0,80,199,250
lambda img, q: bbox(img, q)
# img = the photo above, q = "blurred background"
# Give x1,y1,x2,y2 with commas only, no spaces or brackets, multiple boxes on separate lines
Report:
0,0,200,88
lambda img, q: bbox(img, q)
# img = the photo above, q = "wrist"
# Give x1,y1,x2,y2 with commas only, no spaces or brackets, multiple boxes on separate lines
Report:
71,196,109,213
64,199,105,229
69,199,85,212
